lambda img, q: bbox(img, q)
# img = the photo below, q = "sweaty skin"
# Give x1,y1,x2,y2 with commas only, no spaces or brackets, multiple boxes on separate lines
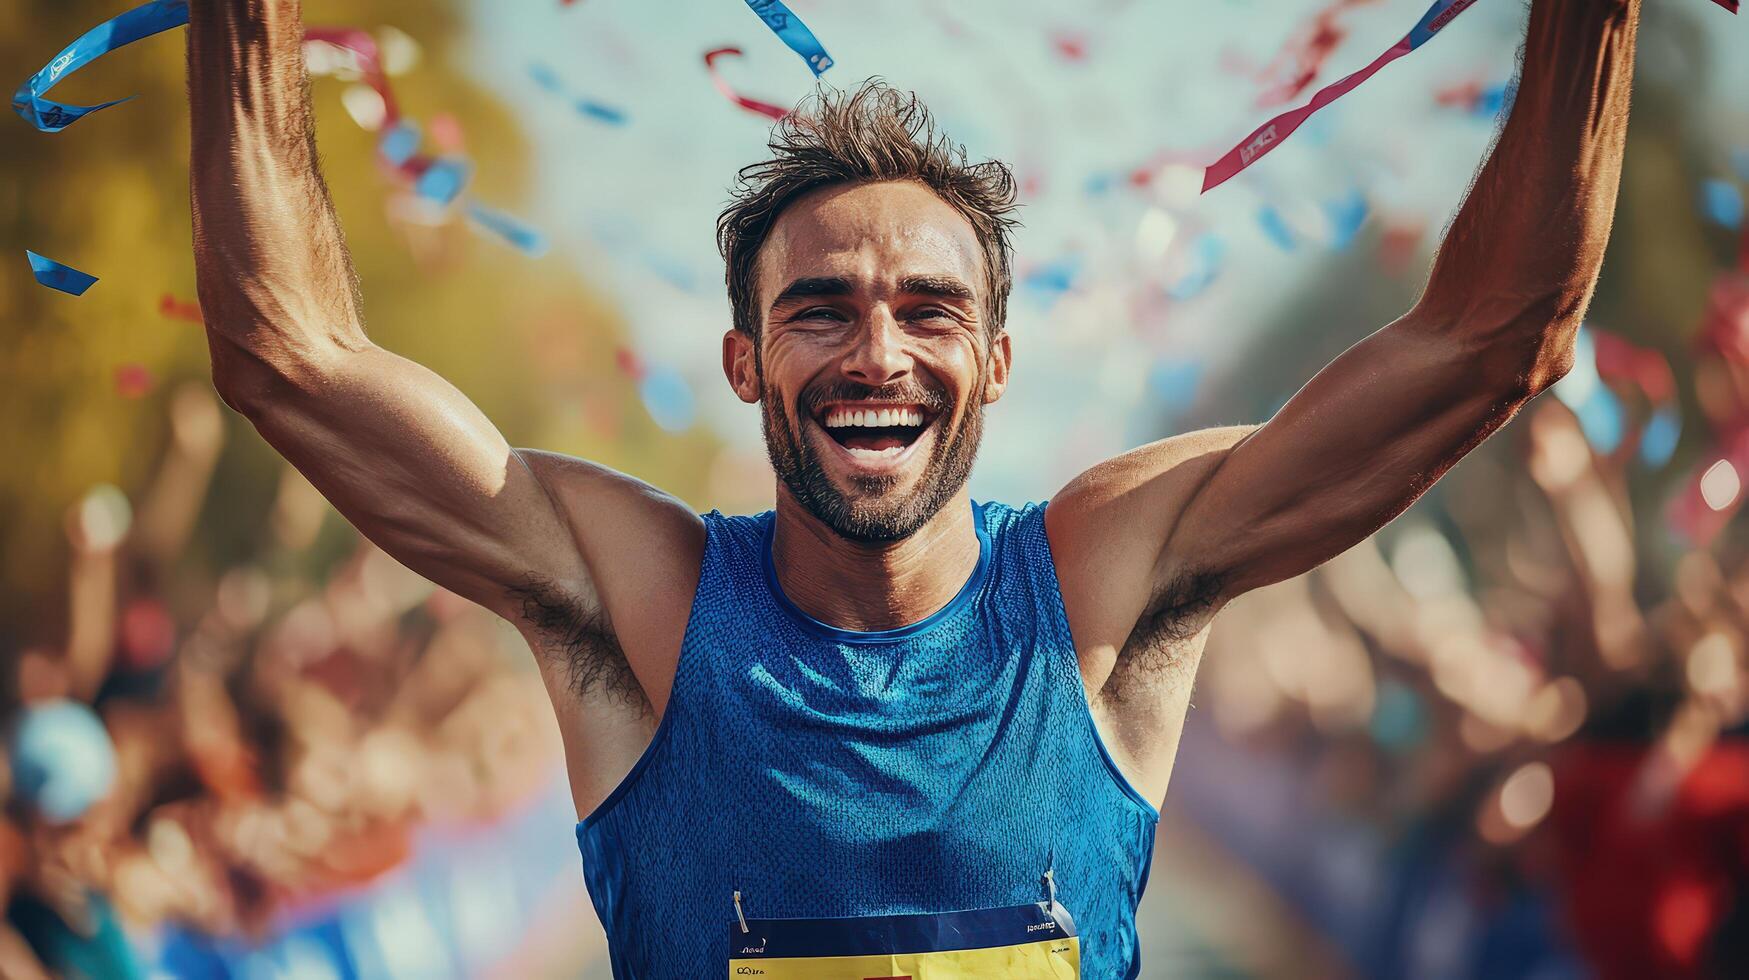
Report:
188,0,1638,820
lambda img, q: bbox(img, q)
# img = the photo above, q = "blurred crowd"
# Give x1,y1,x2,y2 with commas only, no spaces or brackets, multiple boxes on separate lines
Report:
1178,231,1749,979
0,385,559,979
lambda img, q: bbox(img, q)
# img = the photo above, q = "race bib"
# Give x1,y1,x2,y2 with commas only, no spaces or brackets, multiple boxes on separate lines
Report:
727,901,1080,979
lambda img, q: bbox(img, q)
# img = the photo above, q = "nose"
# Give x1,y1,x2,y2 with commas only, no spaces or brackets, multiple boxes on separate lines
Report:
841,306,912,387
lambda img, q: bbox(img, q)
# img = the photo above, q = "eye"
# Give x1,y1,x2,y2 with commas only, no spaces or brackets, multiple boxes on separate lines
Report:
794,307,847,323
911,306,954,321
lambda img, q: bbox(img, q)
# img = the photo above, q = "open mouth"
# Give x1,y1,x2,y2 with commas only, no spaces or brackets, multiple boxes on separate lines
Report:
817,403,934,458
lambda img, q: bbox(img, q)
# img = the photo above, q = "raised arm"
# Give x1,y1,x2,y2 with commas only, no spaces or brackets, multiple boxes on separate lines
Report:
1054,0,1639,677
187,1,700,700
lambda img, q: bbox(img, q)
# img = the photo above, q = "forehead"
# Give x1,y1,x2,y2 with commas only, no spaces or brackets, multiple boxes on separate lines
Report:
757,181,984,301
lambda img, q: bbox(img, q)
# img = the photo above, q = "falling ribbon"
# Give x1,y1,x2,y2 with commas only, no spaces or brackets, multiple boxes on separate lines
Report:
1203,0,1485,193
739,0,833,75
704,47,791,121
12,0,190,133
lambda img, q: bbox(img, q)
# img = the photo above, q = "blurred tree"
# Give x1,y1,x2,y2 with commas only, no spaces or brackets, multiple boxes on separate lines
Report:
0,1,716,635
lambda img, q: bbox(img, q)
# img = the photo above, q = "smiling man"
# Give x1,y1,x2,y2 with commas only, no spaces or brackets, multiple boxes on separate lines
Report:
187,0,1642,976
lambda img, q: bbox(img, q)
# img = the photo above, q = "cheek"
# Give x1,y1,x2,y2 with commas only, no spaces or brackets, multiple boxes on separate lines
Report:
921,335,985,400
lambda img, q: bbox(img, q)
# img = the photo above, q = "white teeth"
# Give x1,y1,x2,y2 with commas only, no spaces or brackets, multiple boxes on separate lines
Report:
822,406,928,428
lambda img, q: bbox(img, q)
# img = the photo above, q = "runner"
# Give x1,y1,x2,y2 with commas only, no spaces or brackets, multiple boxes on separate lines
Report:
185,0,1644,975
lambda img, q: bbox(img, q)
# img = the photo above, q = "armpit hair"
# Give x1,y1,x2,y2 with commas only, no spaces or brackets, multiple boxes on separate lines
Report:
1102,569,1224,704
508,577,649,712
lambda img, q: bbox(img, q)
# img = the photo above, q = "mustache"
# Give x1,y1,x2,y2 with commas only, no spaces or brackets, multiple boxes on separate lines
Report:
796,379,951,418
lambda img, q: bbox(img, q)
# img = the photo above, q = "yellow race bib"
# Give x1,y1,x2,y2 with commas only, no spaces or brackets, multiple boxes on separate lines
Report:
727,901,1080,979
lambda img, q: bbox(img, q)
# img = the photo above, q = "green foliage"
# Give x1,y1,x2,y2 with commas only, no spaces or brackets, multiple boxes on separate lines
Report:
0,1,717,633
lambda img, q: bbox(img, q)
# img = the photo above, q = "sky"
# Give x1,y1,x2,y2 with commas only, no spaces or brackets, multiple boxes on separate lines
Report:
458,0,1743,506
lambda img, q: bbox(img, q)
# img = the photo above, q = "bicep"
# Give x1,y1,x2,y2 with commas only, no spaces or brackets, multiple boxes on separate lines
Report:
233,344,586,619
1163,315,1529,601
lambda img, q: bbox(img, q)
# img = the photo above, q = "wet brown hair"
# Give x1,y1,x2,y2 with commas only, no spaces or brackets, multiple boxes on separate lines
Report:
716,80,1020,344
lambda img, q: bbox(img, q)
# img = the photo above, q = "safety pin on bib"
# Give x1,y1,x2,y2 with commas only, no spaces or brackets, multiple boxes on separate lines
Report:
733,889,749,934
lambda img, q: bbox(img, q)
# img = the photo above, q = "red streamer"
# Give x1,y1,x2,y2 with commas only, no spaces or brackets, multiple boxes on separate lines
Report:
704,47,790,121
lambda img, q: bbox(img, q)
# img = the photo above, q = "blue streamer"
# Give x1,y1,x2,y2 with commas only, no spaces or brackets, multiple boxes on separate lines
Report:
465,203,549,258
27,250,98,296
741,0,834,75
12,0,190,133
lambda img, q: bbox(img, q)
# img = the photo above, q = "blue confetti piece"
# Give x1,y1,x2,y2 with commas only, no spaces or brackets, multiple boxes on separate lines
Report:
1473,82,1508,118
1166,235,1225,301
528,63,563,95
26,250,98,295
1022,254,1082,299
1575,385,1625,454
1640,404,1681,468
1147,360,1202,414
639,366,696,432
1257,206,1297,251
1084,173,1115,196
1324,189,1370,251
414,158,471,206
741,0,834,75
465,202,549,258
378,121,420,167
575,101,628,126
12,0,189,133
1700,179,1744,230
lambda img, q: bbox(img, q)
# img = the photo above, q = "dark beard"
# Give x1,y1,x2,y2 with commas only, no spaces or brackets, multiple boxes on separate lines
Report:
762,375,984,544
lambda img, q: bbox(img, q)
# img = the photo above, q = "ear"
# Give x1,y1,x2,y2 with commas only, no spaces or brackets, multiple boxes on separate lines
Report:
981,330,1012,405
722,329,761,404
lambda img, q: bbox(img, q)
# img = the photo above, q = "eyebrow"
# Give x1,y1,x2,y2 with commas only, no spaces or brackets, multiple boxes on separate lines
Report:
768,274,977,313
769,277,853,312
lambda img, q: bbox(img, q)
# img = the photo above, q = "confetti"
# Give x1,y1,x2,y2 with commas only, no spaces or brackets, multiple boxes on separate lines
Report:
465,202,549,257
1252,0,1380,108
304,27,400,125
411,158,471,206
529,64,628,126
740,0,834,76
639,365,697,432
378,120,421,167
114,364,155,398
1204,0,1485,193
158,294,203,323
12,0,189,133
26,250,98,296
704,47,791,121
1701,179,1744,230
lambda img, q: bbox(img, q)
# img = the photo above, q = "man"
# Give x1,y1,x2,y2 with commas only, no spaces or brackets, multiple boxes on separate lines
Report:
186,0,1639,975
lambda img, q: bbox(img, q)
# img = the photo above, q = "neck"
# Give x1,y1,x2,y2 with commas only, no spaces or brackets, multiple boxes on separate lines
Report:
770,491,982,633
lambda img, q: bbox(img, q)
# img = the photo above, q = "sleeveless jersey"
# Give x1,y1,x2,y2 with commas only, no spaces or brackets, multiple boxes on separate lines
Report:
574,500,1160,978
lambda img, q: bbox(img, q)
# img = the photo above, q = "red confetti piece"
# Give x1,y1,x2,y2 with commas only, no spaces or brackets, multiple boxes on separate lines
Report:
1252,0,1382,108
615,346,647,381
1593,330,1675,406
114,363,154,398
158,293,203,324
1050,30,1089,63
429,112,466,153
703,47,790,121
305,28,400,126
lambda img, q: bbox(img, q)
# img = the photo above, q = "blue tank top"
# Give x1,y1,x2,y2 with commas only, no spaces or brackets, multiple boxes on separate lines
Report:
574,500,1160,978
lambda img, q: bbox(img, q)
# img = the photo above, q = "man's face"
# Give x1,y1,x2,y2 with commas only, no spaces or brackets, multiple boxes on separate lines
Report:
725,180,1011,543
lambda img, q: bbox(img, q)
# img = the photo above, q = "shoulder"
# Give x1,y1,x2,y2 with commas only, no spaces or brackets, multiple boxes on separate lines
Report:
511,450,706,705
514,450,706,564
1043,427,1257,652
